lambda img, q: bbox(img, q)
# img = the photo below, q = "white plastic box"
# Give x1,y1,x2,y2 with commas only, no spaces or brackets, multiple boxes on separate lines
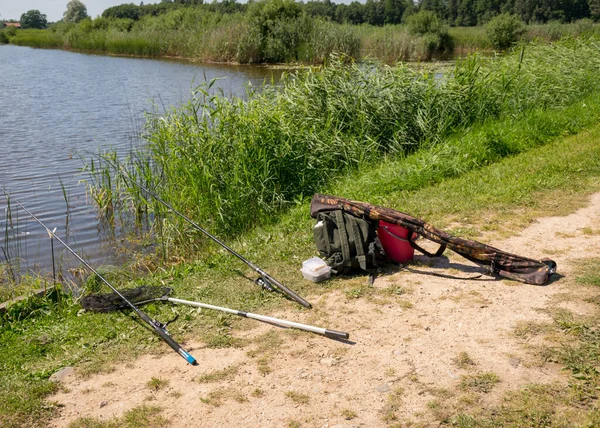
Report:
300,257,331,283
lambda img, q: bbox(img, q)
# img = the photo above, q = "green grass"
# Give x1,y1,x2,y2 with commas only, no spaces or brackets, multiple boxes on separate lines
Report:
8,29,64,49
69,404,168,427
9,13,600,65
196,364,239,383
460,372,500,393
453,352,476,369
146,377,169,391
8,12,362,64
341,408,358,420
576,259,600,287
284,390,310,404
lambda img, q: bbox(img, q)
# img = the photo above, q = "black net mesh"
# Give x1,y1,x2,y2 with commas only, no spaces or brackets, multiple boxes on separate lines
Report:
80,286,171,312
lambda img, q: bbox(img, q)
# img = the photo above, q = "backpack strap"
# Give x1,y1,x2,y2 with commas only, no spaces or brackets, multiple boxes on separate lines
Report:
334,210,353,271
347,215,368,271
346,214,378,285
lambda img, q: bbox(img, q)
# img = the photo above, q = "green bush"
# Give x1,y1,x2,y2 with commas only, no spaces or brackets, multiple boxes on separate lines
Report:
486,13,525,50
0,31,8,44
574,18,595,35
4,26,17,37
405,11,454,57
406,11,441,36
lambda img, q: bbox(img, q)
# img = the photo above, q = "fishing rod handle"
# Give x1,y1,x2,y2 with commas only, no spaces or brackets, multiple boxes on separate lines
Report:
323,329,350,340
246,312,350,340
260,272,312,309
138,311,198,366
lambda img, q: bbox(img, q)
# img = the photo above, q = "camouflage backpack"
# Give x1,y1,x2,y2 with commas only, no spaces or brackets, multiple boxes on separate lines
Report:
313,210,379,277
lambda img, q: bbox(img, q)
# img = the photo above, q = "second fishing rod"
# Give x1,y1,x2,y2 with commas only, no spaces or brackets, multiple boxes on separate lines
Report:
7,193,198,366
116,168,312,309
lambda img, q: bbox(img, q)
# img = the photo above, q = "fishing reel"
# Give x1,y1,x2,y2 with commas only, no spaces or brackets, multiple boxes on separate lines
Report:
255,276,275,292
150,314,179,331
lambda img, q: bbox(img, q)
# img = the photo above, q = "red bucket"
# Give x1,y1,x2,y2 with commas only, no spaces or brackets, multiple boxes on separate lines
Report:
377,221,415,263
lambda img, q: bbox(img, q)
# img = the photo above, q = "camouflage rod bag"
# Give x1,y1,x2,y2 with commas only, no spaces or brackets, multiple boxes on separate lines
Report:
310,194,557,285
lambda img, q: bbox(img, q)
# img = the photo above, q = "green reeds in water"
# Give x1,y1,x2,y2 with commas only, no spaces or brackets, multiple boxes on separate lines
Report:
1,197,23,285
87,37,600,256
9,30,64,49
9,12,600,65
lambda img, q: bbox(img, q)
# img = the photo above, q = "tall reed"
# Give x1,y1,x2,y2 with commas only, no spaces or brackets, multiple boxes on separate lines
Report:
10,11,600,65
87,37,600,254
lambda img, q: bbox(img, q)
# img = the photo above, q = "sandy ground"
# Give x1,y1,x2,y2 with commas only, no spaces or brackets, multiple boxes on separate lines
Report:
48,193,600,427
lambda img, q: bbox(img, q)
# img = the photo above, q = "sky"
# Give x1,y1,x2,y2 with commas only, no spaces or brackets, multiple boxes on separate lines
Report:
0,1,159,22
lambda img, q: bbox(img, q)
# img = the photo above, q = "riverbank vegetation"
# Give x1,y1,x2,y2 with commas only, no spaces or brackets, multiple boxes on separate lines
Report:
3,99,600,427
85,36,600,253
3,0,600,63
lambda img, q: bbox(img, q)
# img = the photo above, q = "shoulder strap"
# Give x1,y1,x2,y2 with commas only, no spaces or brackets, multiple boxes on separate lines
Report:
334,210,353,270
347,214,368,271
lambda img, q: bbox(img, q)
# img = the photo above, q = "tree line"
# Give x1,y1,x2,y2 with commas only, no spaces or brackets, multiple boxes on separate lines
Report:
100,0,600,26
10,0,600,30
12,0,89,29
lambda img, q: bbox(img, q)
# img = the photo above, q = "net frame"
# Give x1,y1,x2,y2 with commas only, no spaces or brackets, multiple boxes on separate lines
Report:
81,286,171,312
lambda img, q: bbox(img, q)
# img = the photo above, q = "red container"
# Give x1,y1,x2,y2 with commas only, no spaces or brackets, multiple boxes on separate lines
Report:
377,220,415,263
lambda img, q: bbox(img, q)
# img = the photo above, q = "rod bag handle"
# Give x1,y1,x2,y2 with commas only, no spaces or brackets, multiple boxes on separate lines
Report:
408,233,446,258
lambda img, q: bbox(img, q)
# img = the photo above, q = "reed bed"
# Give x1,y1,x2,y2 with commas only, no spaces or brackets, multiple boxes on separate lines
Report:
8,7,600,65
8,30,64,49
8,11,363,64
84,36,600,257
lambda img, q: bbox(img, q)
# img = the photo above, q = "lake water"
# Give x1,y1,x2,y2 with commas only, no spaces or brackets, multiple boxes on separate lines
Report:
0,45,278,280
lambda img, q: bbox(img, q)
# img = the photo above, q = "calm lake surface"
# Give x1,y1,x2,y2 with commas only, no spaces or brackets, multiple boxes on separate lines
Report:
0,45,278,280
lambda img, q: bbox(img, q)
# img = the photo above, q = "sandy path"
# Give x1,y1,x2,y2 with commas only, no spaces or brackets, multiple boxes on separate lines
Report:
49,193,600,427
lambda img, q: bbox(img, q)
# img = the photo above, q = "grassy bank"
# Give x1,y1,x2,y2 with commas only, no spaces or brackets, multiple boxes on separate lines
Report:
85,36,600,255
3,95,600,426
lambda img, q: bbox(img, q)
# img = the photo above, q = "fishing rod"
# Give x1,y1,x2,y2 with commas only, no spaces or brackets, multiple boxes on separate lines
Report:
168,297,345,338
116,168,312,309
6,193,198,366
82,286,349,340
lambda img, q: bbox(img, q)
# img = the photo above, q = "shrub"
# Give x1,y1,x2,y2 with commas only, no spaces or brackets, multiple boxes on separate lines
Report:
0,31,8,44
486,13,525,50
406,11,441,36
406,11,454,56
574,18,594,36
4,26,17,37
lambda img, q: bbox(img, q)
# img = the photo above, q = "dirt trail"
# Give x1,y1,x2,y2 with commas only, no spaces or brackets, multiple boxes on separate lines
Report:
49,193,600,427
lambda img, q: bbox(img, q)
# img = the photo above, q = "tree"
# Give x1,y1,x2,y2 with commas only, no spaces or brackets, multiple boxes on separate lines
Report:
102,4,141,20
364,0,385,25
590,0,600,20
383,0,406,25
420,0,448,21
20,9,48,29
335,1,365,24
486,13,525,49
63,0,89,23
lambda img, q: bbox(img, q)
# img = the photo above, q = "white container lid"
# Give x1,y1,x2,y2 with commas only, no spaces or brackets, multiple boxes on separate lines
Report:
300,265,331,282
302,256,328,272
